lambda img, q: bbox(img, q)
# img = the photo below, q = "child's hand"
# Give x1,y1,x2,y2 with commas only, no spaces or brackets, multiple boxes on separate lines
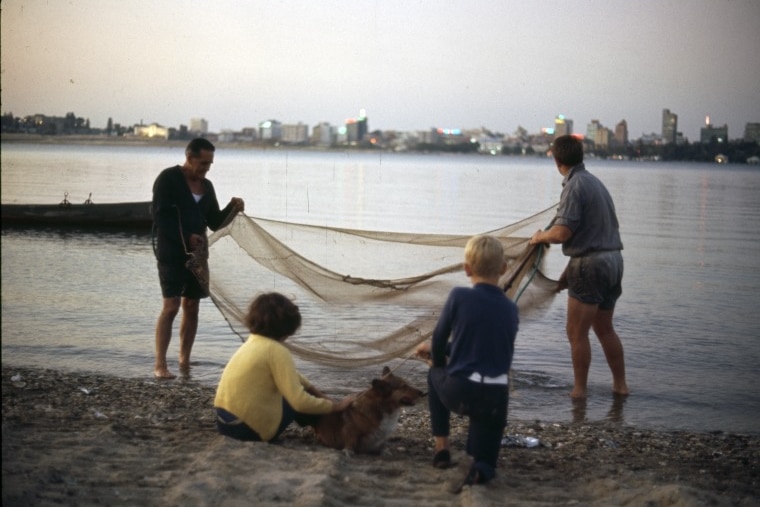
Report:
415,342,432,366
332,394,356,412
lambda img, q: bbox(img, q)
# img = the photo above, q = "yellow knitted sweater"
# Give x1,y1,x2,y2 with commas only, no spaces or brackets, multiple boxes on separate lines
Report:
214,334,333,441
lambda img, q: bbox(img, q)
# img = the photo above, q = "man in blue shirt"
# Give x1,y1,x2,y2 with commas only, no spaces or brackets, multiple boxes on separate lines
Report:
530,134,628,400
416,235,517,489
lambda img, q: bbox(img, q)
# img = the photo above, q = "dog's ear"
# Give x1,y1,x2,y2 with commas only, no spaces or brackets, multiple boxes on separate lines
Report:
371,378,393,396
382,366,391,377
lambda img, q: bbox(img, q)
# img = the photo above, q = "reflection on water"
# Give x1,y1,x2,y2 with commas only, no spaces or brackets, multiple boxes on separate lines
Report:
570,395,627,425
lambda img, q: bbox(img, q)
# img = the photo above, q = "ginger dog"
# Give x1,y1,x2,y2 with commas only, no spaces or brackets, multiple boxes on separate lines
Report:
311,366,425,454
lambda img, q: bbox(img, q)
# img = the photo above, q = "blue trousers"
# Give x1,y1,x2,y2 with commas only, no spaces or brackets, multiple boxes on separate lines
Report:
428,367,508,476
216,400,318,442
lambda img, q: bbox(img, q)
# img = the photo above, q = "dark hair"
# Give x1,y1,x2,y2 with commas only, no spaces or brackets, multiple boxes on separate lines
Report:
551,135,584,167
185,138,216,158
244,292,301,340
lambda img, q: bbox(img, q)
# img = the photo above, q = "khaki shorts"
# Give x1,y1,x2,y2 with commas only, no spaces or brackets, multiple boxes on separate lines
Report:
566,250,623,310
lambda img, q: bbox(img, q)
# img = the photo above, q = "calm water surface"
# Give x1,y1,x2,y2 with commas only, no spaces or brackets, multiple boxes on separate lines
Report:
2,142,759,434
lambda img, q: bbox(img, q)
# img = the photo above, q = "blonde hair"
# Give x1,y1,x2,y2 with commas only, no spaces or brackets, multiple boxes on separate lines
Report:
464,235,505,278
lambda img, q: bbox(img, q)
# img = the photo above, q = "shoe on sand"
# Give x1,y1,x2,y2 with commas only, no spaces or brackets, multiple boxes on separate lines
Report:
433,449,452,469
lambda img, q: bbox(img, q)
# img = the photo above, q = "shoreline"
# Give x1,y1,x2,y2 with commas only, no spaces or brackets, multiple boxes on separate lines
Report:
0,133,373,153
3,365,758,506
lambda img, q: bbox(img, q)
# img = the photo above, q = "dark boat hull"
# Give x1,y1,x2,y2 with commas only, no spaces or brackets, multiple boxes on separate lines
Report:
1,201,153,228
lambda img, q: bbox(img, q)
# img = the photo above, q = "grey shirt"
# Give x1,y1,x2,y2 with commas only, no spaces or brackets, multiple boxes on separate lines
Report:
553,163,623,258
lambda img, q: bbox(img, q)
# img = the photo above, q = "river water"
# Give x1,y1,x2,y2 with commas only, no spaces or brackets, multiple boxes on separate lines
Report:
2,141,759,434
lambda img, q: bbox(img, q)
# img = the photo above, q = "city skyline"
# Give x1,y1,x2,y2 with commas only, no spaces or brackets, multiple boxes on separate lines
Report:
7,106,755,147
2,1,759,142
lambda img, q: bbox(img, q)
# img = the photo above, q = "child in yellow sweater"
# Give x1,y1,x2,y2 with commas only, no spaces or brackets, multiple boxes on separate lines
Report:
214,292,353,442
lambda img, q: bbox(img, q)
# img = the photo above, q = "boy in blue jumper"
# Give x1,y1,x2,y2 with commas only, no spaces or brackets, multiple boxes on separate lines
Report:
416,234,518,489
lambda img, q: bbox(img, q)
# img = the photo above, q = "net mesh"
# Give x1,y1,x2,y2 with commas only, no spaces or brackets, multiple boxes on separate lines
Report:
207,204,559,367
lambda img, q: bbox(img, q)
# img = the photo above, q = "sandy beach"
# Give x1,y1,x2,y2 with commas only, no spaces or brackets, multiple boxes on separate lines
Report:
2,366,758,506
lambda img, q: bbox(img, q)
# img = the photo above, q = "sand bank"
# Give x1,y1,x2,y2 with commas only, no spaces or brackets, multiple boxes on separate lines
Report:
2,366,757,506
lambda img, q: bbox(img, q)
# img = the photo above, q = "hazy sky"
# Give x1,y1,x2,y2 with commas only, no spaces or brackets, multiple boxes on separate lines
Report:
2,0,759,141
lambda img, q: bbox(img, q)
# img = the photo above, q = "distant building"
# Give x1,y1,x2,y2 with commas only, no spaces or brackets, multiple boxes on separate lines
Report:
586,120,601,145
240,127,258,141
312,122,335,147
216,128,255,143
418,128,442,145
217,130,237,143
554,114,573,137
345,109,368,144
435,128,466,146
587,120,610,149
189,118,208,136
640,132,662,145
661,108,678,144
134,122,169,139
336,125,349,145
700,116,728,144
595,127,611,149
743,123,760,143
614,120,629,146
471,128,504,154
259,120,282,141
281,123,309,144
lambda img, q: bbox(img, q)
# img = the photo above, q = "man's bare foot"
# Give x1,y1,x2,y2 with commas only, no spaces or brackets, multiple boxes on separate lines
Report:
570,389,587,400
178,362,190,376
612,387,630,397
154,368,176,380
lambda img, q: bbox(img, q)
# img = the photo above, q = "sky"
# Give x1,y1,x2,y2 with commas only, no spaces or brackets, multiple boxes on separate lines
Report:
2,0,759,141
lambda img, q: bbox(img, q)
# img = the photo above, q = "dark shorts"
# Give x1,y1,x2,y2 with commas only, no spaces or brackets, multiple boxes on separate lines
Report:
566,250,623,310
215,401,318,443
157,261,207,299
215,407,262,441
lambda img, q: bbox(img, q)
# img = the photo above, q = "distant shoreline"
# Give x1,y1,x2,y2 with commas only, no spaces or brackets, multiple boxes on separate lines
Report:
2,133,207,149
0,133,367,153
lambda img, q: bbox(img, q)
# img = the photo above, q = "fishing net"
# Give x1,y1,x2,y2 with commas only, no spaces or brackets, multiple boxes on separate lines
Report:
207,204,560,367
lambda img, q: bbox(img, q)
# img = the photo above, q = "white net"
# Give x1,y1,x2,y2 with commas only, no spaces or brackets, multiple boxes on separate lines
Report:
207,204,559,367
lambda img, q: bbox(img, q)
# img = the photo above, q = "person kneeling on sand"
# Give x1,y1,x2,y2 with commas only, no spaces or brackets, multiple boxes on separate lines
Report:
214,292,353,442
416,235,518,489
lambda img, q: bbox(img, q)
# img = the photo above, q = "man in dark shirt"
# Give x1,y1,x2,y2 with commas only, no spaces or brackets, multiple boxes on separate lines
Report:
152,138,244,379
530,134,628,399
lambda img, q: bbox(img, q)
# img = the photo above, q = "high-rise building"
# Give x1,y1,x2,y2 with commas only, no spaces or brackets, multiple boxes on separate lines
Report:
586,120,601,145
596,127,610,149
700,116,728,144
585,120,610,149
661,109,678,144
345,109,368,144
743,123,760,143
189,118,208,135
614,120,629,146
554,114,573,137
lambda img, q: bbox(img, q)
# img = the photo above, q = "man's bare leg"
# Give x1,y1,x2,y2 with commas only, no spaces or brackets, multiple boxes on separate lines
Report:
155,297,181,379
178,297,200,374
593,308,629,396
566,297,598,399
